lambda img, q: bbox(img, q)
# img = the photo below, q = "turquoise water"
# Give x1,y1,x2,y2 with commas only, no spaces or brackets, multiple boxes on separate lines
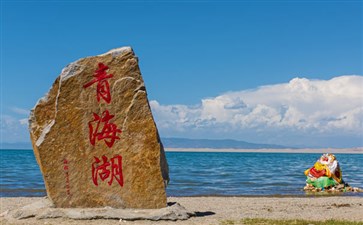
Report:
166,152,363,196
1,150,362,197
0,150,46,197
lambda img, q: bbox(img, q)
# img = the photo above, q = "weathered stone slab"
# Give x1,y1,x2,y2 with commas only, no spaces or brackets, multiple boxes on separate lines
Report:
6,198,194,221
29,47,169,208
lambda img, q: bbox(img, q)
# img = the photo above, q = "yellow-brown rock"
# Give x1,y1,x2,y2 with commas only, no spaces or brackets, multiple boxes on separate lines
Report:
29,47,169,209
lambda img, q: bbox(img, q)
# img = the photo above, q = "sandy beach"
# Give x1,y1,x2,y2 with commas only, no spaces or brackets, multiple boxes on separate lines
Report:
165,147,363,154
1,196,363,224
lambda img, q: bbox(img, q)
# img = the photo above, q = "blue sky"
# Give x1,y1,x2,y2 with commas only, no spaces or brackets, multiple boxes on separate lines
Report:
1,1,362,147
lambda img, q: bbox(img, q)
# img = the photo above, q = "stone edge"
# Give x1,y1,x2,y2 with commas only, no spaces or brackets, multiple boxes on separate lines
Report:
3,198,195,221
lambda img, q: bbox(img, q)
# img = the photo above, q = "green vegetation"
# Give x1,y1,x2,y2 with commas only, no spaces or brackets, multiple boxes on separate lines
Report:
220,218,363,225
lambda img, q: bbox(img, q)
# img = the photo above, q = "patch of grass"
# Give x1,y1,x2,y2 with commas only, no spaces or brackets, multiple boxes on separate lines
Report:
220,218,363,225
220,220,237,225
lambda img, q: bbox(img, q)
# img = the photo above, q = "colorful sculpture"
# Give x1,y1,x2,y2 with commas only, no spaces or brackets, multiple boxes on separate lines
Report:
304,153,343,190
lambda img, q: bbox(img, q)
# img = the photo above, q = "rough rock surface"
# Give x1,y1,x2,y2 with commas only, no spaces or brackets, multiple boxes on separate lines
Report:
29,47,169,209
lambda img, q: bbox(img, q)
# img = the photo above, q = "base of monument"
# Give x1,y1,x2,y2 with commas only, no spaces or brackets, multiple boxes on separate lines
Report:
4,197,194,221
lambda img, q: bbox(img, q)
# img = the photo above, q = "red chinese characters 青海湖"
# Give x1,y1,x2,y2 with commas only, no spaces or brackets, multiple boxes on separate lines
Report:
84,63,123,188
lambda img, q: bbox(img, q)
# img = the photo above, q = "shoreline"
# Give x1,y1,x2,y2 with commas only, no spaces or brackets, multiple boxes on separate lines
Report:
2,193,362,199
2,148,363,154
1,196,363,224
165,147,363,154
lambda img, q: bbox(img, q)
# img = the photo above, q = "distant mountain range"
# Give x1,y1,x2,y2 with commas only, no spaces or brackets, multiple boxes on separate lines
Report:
0,138,292,150
161,138,292,149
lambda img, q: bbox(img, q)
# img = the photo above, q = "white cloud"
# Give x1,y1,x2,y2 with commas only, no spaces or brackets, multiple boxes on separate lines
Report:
1,106,30,143
19,118,29,125
10,107,30,116
150,75,363,147
1,76,361,147
0,115,30,143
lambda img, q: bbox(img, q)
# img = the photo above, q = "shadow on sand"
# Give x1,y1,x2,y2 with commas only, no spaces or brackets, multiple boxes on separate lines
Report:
168,202,215,217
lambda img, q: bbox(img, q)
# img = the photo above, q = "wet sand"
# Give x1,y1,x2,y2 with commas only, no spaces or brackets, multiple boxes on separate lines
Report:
1,196,363,224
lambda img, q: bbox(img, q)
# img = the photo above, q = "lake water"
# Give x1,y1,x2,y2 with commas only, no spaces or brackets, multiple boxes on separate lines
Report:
1,150,362,197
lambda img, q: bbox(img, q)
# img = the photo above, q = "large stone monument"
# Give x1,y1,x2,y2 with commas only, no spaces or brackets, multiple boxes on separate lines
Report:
29,47,169,209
